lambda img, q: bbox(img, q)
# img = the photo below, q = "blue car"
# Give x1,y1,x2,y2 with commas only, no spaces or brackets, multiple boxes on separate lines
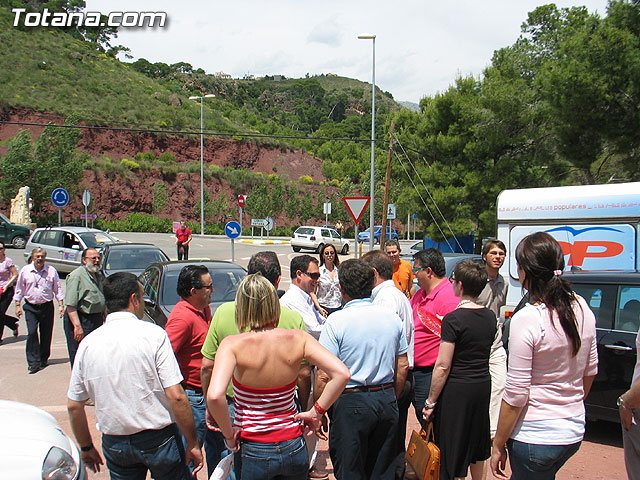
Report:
357,225,399,244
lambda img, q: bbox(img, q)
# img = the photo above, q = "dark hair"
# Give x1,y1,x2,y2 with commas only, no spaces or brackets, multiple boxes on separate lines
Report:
453,260,487,298
515,232,581,356
103,272,140,313
247,251,281,286
384,239,401,250
319,244,340,267
177,265,209,299
482,238,507,257
338,259,374,299
361,250,393,280
413,248,446,278
290,255,319,280
82,247,98,259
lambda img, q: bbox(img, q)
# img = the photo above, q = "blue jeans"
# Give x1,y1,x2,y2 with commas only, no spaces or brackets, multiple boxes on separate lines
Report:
183,388,206,476
239,436,308,480
412,367,433,429
101,423,191,480
205,396,236,479
507,439,581,480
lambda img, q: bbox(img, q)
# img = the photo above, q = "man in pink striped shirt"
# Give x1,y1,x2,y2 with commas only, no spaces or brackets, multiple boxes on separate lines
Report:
13,247,64,374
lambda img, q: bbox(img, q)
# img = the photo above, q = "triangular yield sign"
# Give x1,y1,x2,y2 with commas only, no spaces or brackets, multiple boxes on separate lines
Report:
342,196,370,223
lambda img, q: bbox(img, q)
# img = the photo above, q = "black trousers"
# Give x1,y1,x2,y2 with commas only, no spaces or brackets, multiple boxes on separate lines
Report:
394,371,414,479
177,242,189,260
63,309,104,367
24,300,53,368
0,286,18,340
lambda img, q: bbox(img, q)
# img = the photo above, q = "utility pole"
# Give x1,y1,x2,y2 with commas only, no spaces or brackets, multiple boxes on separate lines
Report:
380,121,395,249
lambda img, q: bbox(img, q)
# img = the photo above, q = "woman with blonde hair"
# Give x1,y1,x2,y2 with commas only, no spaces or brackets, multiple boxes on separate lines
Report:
207,274,350,480
491,232,598,479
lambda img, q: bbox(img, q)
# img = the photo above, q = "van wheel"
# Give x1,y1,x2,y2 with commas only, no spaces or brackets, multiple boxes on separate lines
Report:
316,243,324,254
12,235,26,249
292,246,301,252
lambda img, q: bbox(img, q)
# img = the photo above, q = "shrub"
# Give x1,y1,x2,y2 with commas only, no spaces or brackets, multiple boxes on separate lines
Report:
120,158,140,170
96,212,173,233
299,175,313,184
159,152,176,163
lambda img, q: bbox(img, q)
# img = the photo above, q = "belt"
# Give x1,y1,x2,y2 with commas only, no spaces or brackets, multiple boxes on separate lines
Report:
343,382,394,393
182,383,203,394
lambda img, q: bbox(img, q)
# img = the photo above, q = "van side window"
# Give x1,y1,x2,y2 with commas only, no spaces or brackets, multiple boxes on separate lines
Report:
571,284,616,330
616,287,640,333
63,233,80,249
40,230,63,247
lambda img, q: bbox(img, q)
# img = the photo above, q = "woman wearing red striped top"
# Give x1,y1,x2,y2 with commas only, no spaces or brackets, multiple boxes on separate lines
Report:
207,274,350,480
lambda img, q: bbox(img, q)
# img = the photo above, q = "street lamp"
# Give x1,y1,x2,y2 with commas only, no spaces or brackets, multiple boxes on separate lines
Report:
188,94,215,236
358,33,376,251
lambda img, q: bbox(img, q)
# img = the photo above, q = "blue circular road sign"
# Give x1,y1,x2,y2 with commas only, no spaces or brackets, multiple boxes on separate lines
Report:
51,188,69,207
225,221,242,239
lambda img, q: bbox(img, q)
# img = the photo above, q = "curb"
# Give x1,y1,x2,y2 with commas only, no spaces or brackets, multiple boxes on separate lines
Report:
240,239,290,245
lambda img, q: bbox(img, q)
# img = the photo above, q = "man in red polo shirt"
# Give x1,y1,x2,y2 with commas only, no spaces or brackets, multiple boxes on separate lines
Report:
165,265,212,477
176,220,192,260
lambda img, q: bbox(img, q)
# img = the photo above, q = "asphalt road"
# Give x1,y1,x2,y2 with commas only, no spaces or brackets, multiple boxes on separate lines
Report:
0,235,627,479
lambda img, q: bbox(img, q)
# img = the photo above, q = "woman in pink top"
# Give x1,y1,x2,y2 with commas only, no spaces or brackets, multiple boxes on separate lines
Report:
207,274,350,480
490,232,598,480
0,242,19,343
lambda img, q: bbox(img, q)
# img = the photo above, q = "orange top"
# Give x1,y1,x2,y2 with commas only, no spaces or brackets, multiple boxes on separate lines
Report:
392,259,414,299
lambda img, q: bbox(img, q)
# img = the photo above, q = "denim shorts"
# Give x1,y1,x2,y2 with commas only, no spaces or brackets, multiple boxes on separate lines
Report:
507,439,581,480
239,436,308,480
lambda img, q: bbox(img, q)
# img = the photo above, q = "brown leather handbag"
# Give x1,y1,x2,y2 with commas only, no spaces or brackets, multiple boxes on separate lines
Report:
405,423,440,480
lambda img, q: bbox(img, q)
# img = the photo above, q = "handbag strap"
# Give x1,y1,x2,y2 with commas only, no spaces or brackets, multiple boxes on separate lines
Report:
419,422,436,442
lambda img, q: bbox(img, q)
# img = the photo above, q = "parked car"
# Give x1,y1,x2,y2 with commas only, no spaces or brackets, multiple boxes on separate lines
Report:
138,260,247,328
0,400,86,479
561,271,640,424
0,212,33,249
291,226,349,254
101,243,170,277
24,226,120,274
357,225,399,244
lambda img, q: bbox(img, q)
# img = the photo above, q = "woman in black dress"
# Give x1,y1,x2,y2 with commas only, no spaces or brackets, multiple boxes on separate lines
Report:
423,260,497,480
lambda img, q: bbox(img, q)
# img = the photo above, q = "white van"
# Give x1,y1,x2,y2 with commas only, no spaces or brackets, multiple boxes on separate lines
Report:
496,182,640,312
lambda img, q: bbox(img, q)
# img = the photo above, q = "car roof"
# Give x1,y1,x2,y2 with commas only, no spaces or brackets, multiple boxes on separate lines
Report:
563,271,640,283
33,226,106,233
151,260,247,272
104,243,158,250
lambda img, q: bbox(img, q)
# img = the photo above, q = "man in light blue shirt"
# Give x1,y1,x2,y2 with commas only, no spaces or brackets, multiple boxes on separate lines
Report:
316,259,409,480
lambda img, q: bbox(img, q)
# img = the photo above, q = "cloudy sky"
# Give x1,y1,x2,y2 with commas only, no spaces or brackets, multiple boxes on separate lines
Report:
85,0,609,104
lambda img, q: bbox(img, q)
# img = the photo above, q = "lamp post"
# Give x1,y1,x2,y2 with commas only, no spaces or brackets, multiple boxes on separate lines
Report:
358,33,376,251
188,94,216,236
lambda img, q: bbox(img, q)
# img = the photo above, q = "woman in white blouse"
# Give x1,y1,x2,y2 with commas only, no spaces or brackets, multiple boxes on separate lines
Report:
312,244,342,316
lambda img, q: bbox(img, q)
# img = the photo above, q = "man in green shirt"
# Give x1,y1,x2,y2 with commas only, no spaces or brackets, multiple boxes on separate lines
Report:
200,251,309,473
63,248,106,367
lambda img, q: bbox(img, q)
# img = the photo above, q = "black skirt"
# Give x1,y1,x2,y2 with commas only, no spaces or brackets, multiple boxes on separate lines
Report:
433,378,492,480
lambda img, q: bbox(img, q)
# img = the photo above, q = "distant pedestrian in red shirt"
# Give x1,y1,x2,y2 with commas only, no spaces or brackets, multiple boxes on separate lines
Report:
176,221,192,260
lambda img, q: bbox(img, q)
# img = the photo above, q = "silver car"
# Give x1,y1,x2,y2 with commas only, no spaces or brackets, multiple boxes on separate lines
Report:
0,400,86,479
291,226,349,254
24,226,119,273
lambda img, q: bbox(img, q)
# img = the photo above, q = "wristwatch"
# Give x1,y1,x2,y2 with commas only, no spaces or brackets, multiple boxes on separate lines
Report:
617,395,631,410
80,444,94,452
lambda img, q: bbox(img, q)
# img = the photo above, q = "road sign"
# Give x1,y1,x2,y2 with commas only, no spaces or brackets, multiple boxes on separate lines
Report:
82,190,91,207
413,214,418,220
387,204,396,220
80,213,98,220
251,218,268,227
342,197,370,223
225,221,241,239
323,202,332,215
238,194,247,208
265,216,274,232
51,188,69,207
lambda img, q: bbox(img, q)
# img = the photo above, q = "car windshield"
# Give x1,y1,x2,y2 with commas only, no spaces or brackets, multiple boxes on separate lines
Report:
105,248,167,271
79,231,119,248
161,267,247,309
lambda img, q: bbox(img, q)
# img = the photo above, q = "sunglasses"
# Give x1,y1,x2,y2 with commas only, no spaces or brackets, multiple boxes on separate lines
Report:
412,266,425,274
323,251,335,256
303,271,321,280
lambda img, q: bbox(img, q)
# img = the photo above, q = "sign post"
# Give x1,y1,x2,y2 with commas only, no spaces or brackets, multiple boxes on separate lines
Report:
342,196,370,259
82,190,91,228
225,221,242,263
51,188,69,226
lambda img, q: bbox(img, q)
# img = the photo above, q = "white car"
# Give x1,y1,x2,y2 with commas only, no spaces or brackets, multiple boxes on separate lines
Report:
0,400,86,480
291,226,349,254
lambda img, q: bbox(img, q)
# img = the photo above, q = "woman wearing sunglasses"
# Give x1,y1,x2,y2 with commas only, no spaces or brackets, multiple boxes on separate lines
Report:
312,244,342,317
0,242,19,344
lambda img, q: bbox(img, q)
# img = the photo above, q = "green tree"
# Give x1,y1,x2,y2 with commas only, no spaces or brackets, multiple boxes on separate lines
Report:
0,130,35,204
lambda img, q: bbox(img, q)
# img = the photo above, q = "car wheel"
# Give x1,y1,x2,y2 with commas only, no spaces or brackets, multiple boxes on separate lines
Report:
341,244,349,254
316,243,324,254
292,246,301,252
11,235,26,249
374,237,380,245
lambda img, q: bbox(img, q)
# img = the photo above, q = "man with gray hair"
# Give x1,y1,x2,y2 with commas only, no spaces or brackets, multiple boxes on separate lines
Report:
13,247,64,374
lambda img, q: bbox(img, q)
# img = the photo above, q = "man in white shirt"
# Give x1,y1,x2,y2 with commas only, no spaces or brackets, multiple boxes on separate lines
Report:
67,272,203,479
281,254,326,339
362,250,414,480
